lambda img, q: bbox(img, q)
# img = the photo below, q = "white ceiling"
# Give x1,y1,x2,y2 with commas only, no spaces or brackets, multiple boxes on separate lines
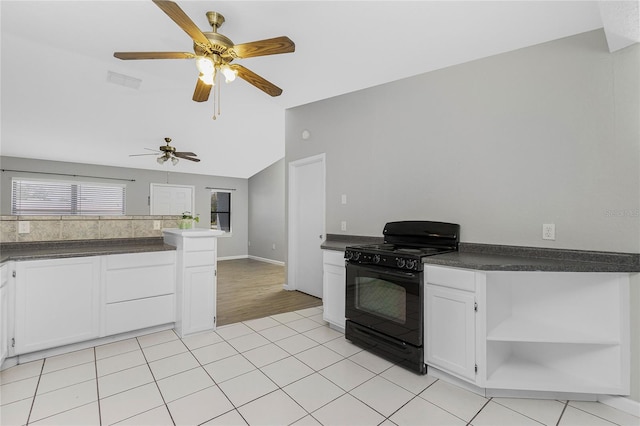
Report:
0,1,635,178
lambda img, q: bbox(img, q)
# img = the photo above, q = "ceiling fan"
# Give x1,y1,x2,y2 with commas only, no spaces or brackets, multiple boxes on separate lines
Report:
130,138,200,165
114,0,295,104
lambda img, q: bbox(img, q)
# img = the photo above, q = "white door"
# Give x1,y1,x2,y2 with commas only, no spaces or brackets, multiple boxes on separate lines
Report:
150,183,194,215
288,154,325,298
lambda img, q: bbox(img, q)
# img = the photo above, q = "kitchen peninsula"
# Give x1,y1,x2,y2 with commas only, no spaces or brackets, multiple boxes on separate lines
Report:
0,228,223,369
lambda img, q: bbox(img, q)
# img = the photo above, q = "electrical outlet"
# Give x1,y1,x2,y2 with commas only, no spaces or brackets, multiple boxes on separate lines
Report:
153,220,162,230
542,223,555,240
18,221,30,234
272,243,276,250
341,194,347,205
341,221,347,231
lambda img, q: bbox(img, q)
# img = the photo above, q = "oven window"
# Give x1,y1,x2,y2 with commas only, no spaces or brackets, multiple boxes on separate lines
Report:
355,277,406,324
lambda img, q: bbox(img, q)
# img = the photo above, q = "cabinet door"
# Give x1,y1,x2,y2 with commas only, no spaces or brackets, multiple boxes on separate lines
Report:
0,264,8,364
322,263,346,330
15,257,100,354
182,265,216,335
425,284,476,381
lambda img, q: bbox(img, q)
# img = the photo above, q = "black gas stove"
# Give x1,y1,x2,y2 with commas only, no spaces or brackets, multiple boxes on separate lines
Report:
344,220,460,374
344,221,460,271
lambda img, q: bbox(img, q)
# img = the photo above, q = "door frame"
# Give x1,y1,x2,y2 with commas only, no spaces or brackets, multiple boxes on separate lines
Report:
287,153,326,292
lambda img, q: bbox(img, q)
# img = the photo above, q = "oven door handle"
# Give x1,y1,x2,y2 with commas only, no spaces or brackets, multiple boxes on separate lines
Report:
348,263,418,280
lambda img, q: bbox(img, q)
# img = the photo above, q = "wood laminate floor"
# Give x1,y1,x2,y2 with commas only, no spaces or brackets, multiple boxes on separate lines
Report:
216,258,322,326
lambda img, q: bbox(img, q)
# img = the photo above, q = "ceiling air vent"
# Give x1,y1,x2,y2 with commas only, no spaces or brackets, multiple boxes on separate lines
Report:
106,71,142,89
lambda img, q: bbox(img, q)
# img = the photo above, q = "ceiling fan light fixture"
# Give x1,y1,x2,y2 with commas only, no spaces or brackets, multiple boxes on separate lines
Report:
199,72,215,86
195,56,215,75
171,157,179,165
157,156,167,164
220,64,237,83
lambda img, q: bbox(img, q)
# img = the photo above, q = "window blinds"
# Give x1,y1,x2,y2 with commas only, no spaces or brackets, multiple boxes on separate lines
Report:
11,179,126,216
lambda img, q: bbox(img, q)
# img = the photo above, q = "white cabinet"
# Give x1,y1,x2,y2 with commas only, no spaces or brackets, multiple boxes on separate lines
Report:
14,257,100,355
425,266,478,382
322,250,346,330
102,251,176,336
425,265,630,396
1,264,10,365
426,285,476,381
164,229,220,337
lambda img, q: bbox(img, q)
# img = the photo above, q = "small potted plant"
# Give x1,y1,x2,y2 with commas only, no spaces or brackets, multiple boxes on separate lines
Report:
179,211,200,229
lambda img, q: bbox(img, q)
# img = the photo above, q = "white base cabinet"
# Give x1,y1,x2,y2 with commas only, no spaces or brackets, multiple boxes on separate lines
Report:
1,264,10,365
425,265,630,396
322,250,346,330
15,257,101,355
164,229,221,337
102,251,176,336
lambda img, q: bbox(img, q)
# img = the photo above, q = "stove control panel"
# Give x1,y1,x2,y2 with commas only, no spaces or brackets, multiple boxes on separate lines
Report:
345,249,423,271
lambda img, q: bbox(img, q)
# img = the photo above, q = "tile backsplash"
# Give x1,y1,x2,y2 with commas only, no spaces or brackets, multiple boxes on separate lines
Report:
0,215,182,243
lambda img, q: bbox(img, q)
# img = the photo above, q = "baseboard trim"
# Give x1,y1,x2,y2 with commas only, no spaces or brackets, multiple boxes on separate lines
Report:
218,255,249,261
598,394,640,417
248,255,285,266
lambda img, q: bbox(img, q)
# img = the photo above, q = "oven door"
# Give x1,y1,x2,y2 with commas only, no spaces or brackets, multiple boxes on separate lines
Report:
345,262,423,347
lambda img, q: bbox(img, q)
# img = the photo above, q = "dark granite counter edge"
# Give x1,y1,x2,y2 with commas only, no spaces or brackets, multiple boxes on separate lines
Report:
0,237,176,263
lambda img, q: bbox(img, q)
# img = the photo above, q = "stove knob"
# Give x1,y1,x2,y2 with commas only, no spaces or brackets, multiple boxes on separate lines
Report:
405,259,416,270
353,252,361,261
345,251,353,260
373,254,381,264
396,258,405,268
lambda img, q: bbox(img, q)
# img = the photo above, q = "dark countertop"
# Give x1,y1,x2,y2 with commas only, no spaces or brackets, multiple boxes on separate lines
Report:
320,234,384,252
0,237,176,263
321,236,640,273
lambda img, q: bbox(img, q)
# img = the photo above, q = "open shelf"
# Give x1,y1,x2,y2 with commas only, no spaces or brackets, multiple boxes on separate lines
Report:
486,316,620,345
485,355,622,394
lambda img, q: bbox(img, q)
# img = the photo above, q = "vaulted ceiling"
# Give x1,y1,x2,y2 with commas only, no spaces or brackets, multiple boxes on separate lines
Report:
1,1,637,178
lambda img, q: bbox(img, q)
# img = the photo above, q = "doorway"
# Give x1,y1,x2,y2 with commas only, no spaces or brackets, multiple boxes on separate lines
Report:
288,154,326,298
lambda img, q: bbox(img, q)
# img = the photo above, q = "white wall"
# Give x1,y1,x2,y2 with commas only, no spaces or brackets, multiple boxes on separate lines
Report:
0,156,249,258
285,29,640,402
248,158,285,263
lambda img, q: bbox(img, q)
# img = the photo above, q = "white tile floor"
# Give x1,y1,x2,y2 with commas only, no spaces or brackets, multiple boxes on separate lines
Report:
1,306,639,426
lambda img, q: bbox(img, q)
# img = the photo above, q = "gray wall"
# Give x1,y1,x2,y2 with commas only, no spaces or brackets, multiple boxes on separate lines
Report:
286,29,639,253
248,158,285,263
0,156,248,258
285,30,640,401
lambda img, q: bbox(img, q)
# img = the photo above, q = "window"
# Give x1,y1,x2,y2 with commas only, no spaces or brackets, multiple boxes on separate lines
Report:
11,178,126,216
210,190,231,233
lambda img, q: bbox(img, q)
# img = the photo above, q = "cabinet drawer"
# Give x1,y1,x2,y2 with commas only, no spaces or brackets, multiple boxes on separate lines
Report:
184,237,216,252
185,250,216,267
105,251,175,270
426,265,475,292
323,250,345,267
105,263,175,303
105,295,175,335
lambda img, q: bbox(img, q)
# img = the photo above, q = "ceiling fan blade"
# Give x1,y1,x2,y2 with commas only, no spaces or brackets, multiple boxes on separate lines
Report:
229,64,283,97
152,0,212,51
114,52,195,60
229,36,295,59
193,76,212,102
174,151,197,157
129,153,159,157
175,153,201,162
